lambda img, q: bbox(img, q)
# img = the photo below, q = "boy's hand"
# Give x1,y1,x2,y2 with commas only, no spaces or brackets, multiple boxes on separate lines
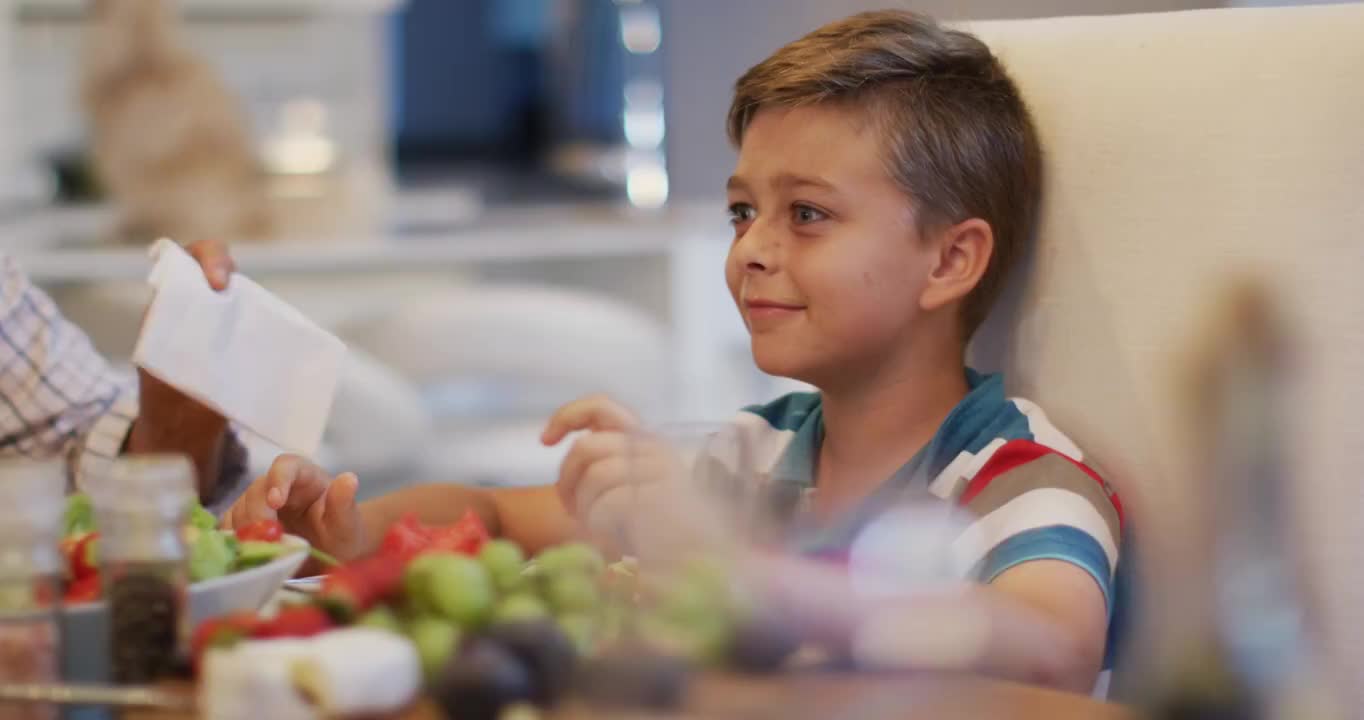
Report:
541,394,638,512
539,393,639,446
542,395,718,556
222,455,367,562
541,395,651,543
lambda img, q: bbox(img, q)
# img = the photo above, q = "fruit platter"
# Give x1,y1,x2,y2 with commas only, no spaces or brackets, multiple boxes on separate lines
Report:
74,509,1136,720
189,510,803,720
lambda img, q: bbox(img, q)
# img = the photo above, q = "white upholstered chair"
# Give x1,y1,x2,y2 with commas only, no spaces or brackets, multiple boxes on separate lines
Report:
966,3,1364,701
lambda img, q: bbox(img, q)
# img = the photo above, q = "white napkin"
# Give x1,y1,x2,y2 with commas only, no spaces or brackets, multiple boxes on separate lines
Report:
132,238,345,456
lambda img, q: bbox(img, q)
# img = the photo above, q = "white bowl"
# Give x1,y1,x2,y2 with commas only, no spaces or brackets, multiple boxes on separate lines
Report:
60,534,310,683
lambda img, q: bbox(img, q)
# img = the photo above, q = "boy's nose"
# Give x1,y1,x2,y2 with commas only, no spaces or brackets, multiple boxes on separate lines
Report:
735,225,779,273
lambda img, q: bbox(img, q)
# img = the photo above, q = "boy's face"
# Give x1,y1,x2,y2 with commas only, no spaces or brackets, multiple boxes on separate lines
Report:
725,105,937,386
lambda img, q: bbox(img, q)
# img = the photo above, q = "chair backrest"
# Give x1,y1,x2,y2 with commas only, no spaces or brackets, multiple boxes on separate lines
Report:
963,4,1364,699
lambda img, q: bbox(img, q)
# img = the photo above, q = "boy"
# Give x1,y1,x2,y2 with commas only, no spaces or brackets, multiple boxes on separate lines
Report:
226,10,1122,694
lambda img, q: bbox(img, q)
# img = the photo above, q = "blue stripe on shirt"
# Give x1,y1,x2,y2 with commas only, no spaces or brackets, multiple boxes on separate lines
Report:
974,524,1115,618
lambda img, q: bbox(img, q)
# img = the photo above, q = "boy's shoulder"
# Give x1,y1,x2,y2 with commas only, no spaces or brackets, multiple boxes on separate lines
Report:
734,374,1087,458
927,390,1108,512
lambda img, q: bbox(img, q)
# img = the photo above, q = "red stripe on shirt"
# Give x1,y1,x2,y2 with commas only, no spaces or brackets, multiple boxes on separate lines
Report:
958,438,1125,530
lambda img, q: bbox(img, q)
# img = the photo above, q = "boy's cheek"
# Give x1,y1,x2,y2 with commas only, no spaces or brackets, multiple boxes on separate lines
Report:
724,266,744,305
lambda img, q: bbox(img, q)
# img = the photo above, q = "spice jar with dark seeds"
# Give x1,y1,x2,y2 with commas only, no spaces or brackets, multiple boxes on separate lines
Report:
90,456,195,685
0,460,65,720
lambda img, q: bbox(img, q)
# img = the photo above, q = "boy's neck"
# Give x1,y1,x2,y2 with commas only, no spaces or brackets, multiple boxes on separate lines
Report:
812,347,970,516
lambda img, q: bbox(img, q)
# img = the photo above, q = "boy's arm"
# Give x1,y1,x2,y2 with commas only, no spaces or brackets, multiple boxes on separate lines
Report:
744,554,1107,693
223,456,581,561
227,392,642,562
980,559,1108,691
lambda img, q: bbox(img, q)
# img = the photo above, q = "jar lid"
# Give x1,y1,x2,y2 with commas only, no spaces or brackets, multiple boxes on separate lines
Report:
90,454,195,520
0,459,64,540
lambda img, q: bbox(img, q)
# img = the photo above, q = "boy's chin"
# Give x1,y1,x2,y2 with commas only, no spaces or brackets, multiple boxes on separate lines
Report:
752,350,821,387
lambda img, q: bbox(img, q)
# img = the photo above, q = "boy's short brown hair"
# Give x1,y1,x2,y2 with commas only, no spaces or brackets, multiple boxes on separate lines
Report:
728,10,1041,337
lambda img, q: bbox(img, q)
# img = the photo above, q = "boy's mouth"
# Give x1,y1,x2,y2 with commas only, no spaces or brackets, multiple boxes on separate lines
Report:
744,298,806,327
746,298,805,310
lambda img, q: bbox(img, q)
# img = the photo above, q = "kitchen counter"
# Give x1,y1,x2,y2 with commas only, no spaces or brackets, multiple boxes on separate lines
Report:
7,202,724,284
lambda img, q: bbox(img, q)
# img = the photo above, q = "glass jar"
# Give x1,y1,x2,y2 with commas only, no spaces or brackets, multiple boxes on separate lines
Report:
89,455,195,685
0,459,64,720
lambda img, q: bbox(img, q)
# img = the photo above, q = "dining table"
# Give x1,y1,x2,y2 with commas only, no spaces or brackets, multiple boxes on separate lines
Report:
122,670,1139,720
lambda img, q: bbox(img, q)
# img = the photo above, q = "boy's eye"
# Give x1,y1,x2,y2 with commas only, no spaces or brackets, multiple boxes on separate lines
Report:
727,203,757,225
792,204,828,225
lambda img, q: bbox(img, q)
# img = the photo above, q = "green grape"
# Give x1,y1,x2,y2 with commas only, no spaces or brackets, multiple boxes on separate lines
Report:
494,568,529,594
493,594,550,623
535,543,605,576
637,612,729,665
545,573,599,613
358,605,404,635
403,553,442,599
406,553,495,627
656,577,719,622
557,612,597,656
597,601,628,648
679,555,731,596
407,615,461,679
478,540,526,578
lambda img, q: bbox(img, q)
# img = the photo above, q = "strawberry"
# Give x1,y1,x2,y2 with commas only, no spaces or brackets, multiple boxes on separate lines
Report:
190,612,259,673
317,553,408,621
251,605,332,640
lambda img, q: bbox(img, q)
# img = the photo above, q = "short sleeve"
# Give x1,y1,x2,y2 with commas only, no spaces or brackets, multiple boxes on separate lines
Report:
952,439,1124,616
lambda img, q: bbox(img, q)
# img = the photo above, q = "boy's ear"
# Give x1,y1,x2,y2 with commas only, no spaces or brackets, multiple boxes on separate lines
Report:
920,218,994,313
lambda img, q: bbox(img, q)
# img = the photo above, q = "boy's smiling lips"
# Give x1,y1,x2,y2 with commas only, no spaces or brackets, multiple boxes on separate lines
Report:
743,297,807,328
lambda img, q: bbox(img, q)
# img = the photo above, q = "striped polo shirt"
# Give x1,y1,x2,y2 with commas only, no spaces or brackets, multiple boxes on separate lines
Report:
723,369,1126,683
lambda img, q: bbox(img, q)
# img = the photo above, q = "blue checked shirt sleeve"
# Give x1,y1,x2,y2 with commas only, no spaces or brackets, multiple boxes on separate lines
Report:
0,253,138,488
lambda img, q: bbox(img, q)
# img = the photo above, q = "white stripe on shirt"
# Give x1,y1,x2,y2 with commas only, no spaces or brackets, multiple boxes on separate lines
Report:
731,410,798,475
950,487,1119,577
1011,398,1084,461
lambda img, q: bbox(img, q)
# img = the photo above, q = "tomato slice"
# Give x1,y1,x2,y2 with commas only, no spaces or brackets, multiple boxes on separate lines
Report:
235,519,284,543
379,513,432,559
64,574,101,605
427,509,491,555
60,531,100,580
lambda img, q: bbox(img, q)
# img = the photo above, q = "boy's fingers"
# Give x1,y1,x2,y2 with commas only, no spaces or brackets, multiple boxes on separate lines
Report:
224,474,279,529
557,432,628,512
541,395,638,445
573,454,631,520
327,473,360,518
308,472,360,554
266,455,332,515
584,483,635,546
220,503,240,531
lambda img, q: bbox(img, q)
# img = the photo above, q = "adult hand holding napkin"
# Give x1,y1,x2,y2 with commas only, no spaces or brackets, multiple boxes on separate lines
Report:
122,239,238,501
131,239,344,501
